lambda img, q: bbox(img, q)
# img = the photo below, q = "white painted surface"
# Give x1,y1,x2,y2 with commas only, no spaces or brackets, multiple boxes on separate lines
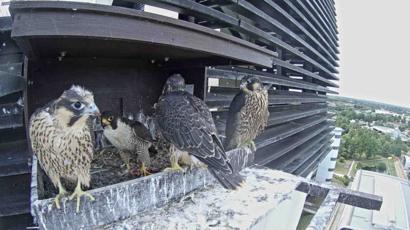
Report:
315,127,343,183
0,0,10,17
251,190,307,230
144,4,178,19
338,170,410,230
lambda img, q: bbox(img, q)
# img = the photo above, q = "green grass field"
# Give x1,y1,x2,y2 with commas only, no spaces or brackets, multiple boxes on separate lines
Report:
333,157,397,187
355,158,397,177
335,160,352,175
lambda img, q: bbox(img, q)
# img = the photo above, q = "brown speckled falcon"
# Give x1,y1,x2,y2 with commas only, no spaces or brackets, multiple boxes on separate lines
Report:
29,85,100,213
101,111,154,176
224,75,269,151
155,74,244,190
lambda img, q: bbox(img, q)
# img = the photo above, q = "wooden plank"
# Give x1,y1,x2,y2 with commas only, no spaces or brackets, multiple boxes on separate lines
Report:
267,133,331,171
129,0,339,84
0,34,22,56
211,103,328,134
206,90,328,108
238,20,339,81
233,0,339,72
0,63,23,76
207,67,336,93
296,145,331,176
0,72,25,98
319,0,337,22
296,181,383,210
136,0,239,26
298,0,338,42
0,140,29,177
270,48,338,86
257,114,329,149
10,1,275,67
282,0,339,54
255,121,330,165
312,0,337,31
0,53,23,65
212,103,327,125
247,0,338,61
267,106,328,127
0,174,31,217
0,16,12,32
281,135,331,173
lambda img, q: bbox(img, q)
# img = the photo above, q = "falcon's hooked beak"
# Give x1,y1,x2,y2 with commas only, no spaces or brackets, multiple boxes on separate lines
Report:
84,103,100,117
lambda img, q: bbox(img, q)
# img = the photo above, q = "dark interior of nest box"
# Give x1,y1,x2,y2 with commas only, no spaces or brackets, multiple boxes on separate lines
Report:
26,58,207,118
26,57,208,199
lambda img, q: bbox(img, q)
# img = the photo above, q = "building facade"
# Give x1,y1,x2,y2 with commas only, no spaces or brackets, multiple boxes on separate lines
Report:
315,127,343,183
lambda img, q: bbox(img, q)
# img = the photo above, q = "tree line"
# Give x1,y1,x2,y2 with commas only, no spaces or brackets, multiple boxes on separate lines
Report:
338,124,407,160
335,108,409,160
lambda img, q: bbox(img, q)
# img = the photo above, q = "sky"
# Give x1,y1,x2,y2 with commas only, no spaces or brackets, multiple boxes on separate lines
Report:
336,0,410,108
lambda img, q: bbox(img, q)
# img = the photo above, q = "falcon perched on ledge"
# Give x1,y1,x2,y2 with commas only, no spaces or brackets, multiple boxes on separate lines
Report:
101,111,154,176
155,74,244,190
224,75,269,151
29,85,100,213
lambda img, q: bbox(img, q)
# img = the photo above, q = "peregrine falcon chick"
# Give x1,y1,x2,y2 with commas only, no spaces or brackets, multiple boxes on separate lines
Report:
155,74,244,190
224,75,269,151
29,85,100,213
101,111,153,176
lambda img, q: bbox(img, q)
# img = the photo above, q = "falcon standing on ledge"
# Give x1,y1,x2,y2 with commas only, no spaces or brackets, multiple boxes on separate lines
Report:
29,85,100,213
224,75,269,151
155,74,244,190
101,111,153,176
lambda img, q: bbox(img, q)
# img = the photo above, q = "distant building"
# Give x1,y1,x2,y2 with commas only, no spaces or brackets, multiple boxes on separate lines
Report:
375,109,399,116
402,156,410,177
315,127,343,183
372,125,401,140
336,170,410,230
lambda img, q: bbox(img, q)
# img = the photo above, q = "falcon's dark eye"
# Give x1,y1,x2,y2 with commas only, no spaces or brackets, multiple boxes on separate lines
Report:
71,101,84,110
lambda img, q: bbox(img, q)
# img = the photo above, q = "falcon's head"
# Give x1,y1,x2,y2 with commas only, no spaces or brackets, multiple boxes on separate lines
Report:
240,75,264,92
53,85,100,128
101,111,119,130
162,74,186,95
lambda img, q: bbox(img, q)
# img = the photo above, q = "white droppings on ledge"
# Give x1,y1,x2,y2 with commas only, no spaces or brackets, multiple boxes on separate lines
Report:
105,168,300,230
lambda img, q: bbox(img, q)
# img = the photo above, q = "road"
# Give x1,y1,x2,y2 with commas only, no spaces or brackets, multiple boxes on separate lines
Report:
347,160,355,177
394,157,408,180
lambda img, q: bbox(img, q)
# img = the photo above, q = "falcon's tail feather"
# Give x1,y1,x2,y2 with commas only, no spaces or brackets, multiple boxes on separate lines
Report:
209,168,244,190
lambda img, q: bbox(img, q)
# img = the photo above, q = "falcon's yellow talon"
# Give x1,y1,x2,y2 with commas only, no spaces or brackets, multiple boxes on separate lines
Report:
140,163,151,176
54,180,67,210
69,181,94,213
164,162,184,172
165,147,185,172
54,193,65,209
